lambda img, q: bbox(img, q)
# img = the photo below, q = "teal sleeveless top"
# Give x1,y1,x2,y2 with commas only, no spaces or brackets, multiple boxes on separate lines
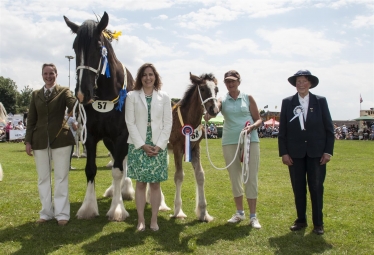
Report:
221,92,259,145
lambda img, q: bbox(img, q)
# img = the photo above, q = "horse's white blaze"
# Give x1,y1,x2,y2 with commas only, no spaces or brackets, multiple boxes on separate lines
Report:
76,181,99,219
106,167,129,221
206,80,219,114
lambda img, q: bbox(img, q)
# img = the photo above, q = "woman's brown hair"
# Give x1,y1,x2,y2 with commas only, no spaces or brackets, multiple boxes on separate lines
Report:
134,63,162,91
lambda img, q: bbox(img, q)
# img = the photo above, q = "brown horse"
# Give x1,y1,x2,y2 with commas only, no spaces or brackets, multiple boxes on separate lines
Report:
169,73,219,222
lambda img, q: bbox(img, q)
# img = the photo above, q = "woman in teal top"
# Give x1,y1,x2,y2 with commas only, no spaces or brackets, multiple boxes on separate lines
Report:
205,70,262,229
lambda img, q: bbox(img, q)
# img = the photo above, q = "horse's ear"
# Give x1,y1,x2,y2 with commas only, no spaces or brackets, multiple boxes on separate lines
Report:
97,12,109,34
189,72,201,84
64,16,79,34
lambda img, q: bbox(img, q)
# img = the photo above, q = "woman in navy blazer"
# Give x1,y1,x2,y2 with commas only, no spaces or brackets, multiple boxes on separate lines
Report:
278,70,334,235
125,63,172,232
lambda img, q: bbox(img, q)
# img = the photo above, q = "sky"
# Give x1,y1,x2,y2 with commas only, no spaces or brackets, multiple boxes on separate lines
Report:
0,0,373,120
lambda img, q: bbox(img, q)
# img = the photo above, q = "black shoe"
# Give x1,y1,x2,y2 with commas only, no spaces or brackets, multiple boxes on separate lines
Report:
290,221,308,231
313,225,324,235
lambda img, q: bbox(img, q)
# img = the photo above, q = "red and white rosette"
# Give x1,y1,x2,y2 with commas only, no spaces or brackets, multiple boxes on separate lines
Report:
181,125,194,162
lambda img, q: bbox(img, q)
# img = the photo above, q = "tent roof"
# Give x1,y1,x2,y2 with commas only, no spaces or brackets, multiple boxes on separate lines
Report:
201,114,224,125
354,115,374,121
263,118,279,125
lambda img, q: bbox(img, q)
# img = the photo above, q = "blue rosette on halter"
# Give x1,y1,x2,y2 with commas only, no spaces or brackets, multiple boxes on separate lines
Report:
115,88,127,112
101,46,111,78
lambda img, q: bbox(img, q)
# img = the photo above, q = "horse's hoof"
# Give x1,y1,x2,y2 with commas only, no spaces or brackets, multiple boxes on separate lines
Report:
200,214,214,222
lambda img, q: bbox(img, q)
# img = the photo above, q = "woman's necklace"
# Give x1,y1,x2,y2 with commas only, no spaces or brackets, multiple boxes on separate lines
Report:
144,90,153,98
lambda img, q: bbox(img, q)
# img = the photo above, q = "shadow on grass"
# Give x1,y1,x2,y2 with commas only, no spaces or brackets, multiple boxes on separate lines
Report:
0,198,137,255
80,218,252,254
268,230,333,255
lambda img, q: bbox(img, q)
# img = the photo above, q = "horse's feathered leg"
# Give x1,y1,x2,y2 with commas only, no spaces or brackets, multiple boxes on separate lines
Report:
172,148,187,218
120,156,134,200
106,166,129,221
191,145,213,222
106,136,131,221
146,184,171,211
77,136,99,219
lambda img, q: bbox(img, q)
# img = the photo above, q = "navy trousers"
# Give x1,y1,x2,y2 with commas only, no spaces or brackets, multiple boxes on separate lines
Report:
288,156,326,226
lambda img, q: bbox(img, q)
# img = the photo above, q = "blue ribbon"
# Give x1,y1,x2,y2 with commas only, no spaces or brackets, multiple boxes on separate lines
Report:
115,88,127,111
105,62,110,78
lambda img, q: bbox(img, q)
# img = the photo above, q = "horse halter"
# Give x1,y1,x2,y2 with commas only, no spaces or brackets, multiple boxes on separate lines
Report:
197,85,218,113
76,44,108,92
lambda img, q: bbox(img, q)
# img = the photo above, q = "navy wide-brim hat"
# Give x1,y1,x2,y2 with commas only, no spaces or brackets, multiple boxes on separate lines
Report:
288,69,319,88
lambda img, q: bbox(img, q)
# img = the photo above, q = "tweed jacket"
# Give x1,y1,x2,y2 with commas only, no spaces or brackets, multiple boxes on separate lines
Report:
125,88,172,150
278,92,335,159
25,85,77,150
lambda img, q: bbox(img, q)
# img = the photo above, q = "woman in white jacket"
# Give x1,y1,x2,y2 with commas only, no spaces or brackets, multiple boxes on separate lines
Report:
125,63,172,232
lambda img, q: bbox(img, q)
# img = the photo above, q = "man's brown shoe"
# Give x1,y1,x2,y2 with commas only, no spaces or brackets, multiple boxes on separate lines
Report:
290,222,308,231
313,225,324,235
58,220,69,226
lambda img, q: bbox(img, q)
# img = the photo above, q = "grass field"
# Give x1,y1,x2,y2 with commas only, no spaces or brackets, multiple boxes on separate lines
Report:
0,139,373,254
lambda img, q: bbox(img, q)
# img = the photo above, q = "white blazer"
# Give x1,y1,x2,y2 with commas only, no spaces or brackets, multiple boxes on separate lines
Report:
125,88,172,150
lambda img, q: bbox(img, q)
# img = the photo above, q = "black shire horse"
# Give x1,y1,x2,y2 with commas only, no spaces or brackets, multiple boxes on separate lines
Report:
64,12,135,221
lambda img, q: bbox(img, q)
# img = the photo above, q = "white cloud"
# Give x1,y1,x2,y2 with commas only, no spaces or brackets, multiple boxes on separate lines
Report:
157,15,168,20
176,6,241,29
257,28,345,60
143,23,153,29
351,15,374,28
184,34,265,56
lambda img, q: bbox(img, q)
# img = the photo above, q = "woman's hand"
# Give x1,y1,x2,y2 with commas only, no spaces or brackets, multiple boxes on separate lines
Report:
25,142,33,156
141,144,160,157
282,154,293,166
320,153,331,165
204,113,211,122
243,124,257,134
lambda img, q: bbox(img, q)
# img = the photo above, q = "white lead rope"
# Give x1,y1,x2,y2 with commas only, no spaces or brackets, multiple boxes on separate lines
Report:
73,100,87,144
204,125,251,184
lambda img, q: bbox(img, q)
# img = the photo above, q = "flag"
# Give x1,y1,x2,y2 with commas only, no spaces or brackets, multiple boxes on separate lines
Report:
275,106,277,109
264,105,268,109
360,94,363,103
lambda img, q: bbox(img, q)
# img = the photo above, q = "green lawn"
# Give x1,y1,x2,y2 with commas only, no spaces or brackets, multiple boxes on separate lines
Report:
0,139,373,254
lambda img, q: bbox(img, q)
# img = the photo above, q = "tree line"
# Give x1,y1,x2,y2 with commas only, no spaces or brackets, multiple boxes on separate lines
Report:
0,76,182,115
0,76,33,114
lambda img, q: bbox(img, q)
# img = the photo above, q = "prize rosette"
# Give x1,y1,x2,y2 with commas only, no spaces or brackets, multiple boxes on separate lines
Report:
181,125,194,162
289,105,305,130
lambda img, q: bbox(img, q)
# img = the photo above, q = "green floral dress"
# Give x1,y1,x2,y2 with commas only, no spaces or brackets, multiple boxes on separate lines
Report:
127,96,168,183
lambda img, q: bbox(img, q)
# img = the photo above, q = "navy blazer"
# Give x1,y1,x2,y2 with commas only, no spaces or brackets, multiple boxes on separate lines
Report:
278,92,334,158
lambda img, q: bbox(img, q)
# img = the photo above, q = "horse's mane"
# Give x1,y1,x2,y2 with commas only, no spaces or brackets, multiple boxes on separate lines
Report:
75,20,97,57
178,73,216,107
75,20,117,64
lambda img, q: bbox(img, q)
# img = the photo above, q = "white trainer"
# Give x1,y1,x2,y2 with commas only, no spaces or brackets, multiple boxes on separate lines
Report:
250,217,262,229
227,213,245,223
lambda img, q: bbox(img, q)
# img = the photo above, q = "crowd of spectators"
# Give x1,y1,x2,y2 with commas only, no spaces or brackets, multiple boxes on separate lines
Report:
258,125,279,138
334,122,374,140
0,120,25,142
